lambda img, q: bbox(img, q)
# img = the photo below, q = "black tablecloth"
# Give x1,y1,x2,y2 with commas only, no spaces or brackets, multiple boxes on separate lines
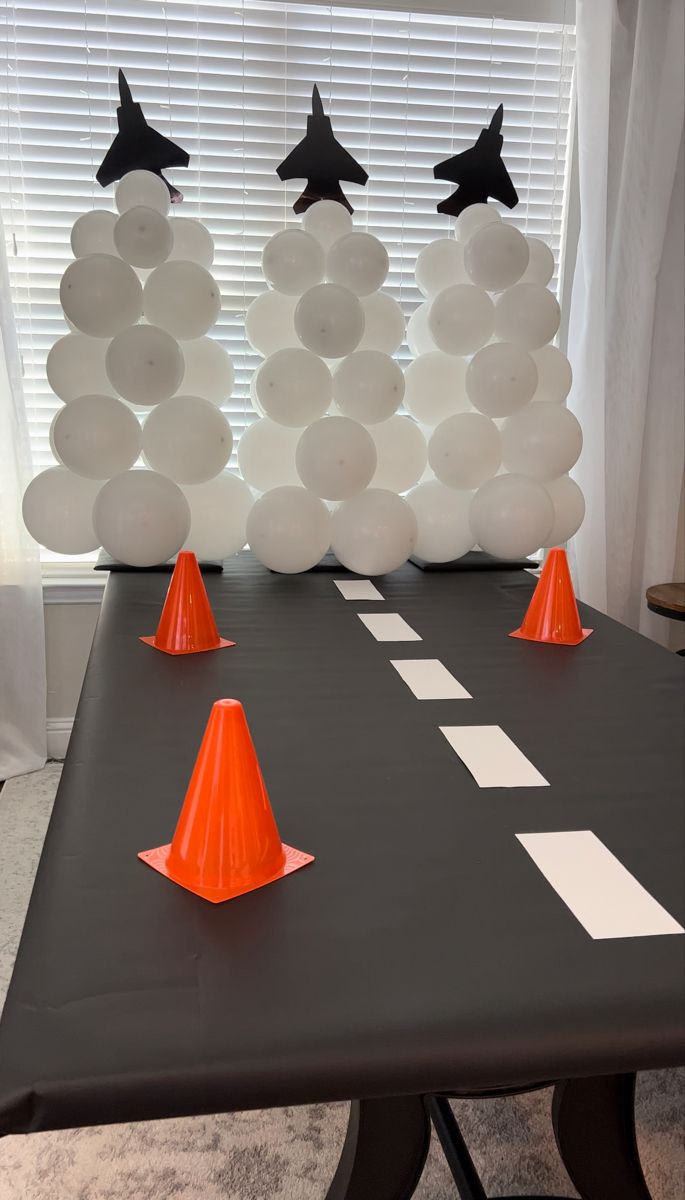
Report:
0,555,683,1134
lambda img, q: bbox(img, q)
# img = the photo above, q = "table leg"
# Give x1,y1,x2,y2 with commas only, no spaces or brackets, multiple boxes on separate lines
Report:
325,1096,431,1200
552,1073,652,1200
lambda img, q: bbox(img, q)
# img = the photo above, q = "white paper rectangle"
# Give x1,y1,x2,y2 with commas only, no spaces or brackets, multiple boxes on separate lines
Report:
334,579,384,601
357,613,422,642
391,659,472,700
440,725,548,788
516,831,685,940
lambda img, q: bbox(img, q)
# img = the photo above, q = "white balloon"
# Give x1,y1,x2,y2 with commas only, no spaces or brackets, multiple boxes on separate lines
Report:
247,486,330,573
245,291,298,357
48,411,60,461
429,285,494,356
469,473,554,560
296,416,376,500
531,345,572,403
406,479,475,563
404,352,470,426
51,395,141,480
249,373,265,417
93,470,190,566
501,401,582,482
255,348,331,427
464,222,529,292
542,475,586,546
466,343,538,418
370,415,427,493
179,336,234,405
494,284,560,350
106,324,184,406
143,261,220,340
22,466,102,554
358,292,405,354
406,302,436,356
71,210,117,258
331,488,417,575
262,228,325,295
428,412,501,489
326,232,389,297
168,217,214,268
115,170,170,217
456,203,501,244
237,418,302,491
303,200,353,251
113,205,172,268
182,472,254,561
60,254,142,338
294,284,364,358
416,238,467,298
520,237,555,286
46,332,115,401
333,351,404,425
142,395,232,484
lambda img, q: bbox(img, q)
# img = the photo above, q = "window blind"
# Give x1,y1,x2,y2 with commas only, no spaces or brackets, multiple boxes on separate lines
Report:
0,0,575,484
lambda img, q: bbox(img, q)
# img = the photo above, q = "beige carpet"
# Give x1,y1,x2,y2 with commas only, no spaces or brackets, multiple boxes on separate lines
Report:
0,765,682,1199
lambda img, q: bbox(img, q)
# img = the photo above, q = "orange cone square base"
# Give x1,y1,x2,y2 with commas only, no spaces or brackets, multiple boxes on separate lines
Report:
510,625,592,646
139,634,235,655
140,551,235,655
138,842,314,903
509,547,593,646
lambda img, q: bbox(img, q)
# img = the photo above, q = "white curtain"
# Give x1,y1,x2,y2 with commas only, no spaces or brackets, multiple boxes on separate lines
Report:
0,210,47,778
568,0,685,643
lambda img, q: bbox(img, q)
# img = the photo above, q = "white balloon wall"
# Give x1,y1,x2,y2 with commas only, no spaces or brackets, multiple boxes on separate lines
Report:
23,171,244,568
408,209,583,562
245,201,421,575
23,180,584,575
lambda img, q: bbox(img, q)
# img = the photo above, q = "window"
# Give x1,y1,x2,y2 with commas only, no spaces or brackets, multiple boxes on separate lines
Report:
1,0,575,491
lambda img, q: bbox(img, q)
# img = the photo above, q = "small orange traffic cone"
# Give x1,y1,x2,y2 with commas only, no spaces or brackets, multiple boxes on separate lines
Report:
510,547,592,646
140,551,234,654
139,699,314,902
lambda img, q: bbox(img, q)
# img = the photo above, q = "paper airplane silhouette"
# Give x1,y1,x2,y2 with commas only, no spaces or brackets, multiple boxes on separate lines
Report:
96,70,190,202
434,104,519,219
277,85,368,214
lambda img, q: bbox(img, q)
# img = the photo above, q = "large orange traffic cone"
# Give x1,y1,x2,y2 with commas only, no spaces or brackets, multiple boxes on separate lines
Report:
139,699,314,902
510,547,592,646
140,551,234,654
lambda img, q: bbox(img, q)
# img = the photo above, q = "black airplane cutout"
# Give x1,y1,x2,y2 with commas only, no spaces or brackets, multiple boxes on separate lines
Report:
277,85,368,214
96,70,190,202
434,104,518,219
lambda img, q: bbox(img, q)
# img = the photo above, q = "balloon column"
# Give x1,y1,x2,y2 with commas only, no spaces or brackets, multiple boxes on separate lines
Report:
22,170,252,567
241,200,422,575
405,203,584,563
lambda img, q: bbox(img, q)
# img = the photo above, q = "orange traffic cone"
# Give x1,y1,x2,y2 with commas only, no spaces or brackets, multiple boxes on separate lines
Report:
139,699,314,902
140,551,234,654
510,547,592,646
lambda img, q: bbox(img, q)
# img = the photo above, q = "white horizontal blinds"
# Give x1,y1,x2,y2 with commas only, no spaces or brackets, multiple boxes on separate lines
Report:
0,0,575,479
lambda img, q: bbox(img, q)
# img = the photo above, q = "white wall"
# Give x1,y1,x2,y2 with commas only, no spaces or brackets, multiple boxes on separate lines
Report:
44,597,101,757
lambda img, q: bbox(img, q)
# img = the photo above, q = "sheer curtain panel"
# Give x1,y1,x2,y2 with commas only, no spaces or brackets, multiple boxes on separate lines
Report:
568,0,684,641
0,207,47,779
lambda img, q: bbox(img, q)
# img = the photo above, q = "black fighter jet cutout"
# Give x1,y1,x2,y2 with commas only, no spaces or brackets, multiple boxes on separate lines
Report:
96,70,190,203
433,104,519,219
277,85,368,215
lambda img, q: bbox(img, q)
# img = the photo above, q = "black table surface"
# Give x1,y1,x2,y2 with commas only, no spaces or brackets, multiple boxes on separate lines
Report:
0,556,683,1135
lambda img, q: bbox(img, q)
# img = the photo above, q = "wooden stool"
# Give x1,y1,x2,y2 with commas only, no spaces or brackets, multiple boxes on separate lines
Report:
646,582,685,654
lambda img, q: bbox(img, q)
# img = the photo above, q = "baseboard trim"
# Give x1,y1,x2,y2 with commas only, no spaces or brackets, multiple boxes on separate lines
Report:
47,718,73,759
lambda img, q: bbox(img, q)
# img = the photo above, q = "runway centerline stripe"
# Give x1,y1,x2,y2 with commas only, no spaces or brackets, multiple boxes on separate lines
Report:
357,613,422,642
516,831,685,939
391,659,472,700
440,725,549,788
334,579,384,601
